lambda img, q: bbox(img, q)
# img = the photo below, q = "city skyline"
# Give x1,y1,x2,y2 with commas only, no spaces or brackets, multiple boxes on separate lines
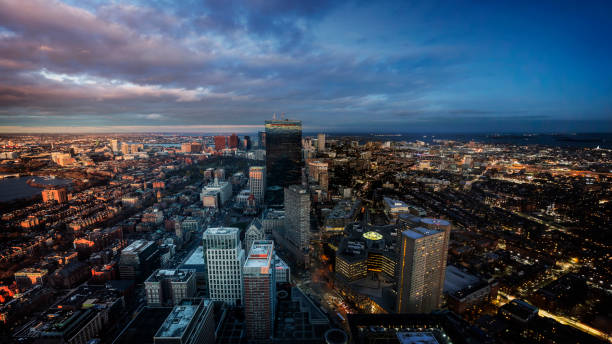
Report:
1,0,611,133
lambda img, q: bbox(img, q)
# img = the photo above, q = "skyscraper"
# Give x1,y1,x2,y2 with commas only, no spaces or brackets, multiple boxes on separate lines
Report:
284,185,310,251
249,166,265,205
420,218,452,298
121,143,130,155
203,227,244,305
317,133,326,152
214,136,226,151
110,139,121,153
396,227,447,313
258,131,266,148
229,133,239,149
243,240,275,340
265,119,303,202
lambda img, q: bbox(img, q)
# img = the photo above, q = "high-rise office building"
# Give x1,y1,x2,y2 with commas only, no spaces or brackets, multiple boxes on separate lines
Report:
228,133,239,149
243,240,275,341
121,143,130,155
396,227,447,313
420,218,452,297
258,131,266,148
243,136,252,150
317,133,326,152
265,119,303,202
203,227,244,305
284,185,310,251
214,136,226,151
110,139,121,153
249,166,265,205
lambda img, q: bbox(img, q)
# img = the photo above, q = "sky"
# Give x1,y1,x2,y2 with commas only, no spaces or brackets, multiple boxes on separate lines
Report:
0,0,611,133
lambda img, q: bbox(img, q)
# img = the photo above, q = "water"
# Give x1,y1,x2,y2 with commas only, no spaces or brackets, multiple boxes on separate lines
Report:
0,176,71,202
324,133,612,149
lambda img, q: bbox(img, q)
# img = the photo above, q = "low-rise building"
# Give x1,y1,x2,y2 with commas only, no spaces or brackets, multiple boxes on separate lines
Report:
145,269,197,307
153,298,215,344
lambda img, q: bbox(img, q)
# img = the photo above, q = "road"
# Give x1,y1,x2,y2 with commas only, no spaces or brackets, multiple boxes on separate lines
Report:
498,291,611,343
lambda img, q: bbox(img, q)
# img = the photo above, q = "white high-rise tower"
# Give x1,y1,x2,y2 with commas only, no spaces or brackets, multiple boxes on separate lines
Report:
203,227,245,305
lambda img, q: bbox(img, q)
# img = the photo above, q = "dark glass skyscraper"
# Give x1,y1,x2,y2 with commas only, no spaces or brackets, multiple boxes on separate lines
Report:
265,119,302,203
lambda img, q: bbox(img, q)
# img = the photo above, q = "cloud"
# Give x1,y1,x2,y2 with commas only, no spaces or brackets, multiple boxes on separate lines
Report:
137,113,164,120
0,0,609,131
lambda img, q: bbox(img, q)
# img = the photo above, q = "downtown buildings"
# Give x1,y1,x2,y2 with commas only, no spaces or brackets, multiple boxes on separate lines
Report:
243,240,276,341
41,188,68,203
317,133,326,152
203,227,244,305
284,185,310,251
396,226,448,313
145,269,197,307
153,298,216,344
249,166,265,205
264,119,303,203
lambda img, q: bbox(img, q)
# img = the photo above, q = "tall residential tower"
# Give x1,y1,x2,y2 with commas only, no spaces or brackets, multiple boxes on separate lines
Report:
396,226,447,313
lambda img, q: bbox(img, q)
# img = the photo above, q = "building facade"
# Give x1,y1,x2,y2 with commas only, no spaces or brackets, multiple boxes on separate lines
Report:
145,269,197,307
200,178,232,207
119,240,159,281
249,166,266,205
243,240,275,341
396,227,447,313
284,185,310,251
265,119,303,202
41,188,68,203
317,133,326,152
203,227,244,305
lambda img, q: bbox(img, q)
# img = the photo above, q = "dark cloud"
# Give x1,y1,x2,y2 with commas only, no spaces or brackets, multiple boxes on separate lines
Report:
0,0,609,131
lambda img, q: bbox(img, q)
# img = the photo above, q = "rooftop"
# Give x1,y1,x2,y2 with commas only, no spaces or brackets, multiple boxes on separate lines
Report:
363,231,383,241
421,218,451,227
274,254,289,269
122,239,154,254
155,299,210,339
396,331,440,344
244,241,273,269
444,266,481,294
146,269,194,283
204,227,239,236
263,209,285,219
383,197,409,209
402,227,442,240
